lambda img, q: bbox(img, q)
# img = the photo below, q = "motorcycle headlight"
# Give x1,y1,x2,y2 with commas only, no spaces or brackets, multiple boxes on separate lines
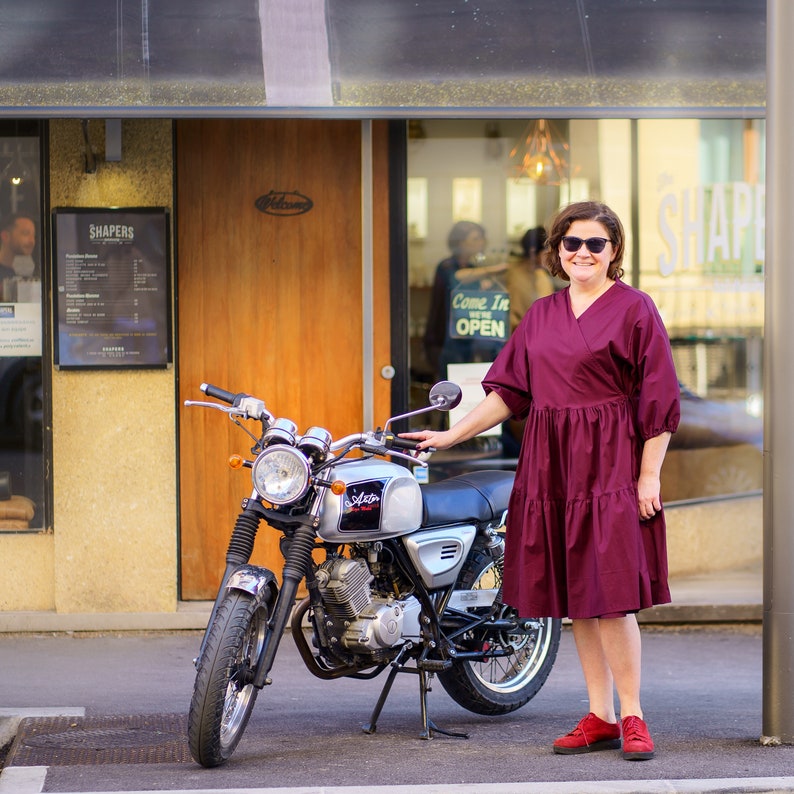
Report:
251,445,310,505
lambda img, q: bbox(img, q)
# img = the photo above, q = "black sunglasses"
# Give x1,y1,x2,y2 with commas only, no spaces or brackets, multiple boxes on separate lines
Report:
561,236,610,254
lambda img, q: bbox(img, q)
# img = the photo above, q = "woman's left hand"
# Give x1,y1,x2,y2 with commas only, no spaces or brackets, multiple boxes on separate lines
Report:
638,471,662,521
637,431,671,521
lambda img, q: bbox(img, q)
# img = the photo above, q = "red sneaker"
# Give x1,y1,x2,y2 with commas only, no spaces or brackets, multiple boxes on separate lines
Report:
552,712,621,755
621,715,655,760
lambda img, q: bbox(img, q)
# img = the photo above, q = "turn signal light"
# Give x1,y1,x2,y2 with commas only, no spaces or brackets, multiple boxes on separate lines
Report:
330,480,346,495
228,454,245,469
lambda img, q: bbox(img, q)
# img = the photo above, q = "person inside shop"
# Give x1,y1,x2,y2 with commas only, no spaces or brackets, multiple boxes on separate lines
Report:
0,213,36,280
500,225,557,456
403,200,680,761
423,220,509,382
506,225,555,334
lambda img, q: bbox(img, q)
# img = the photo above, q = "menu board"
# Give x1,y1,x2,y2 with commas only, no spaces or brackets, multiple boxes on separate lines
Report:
52,208,171,368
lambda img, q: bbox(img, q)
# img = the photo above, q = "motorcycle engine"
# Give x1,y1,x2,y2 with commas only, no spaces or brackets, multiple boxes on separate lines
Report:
315,557,422,652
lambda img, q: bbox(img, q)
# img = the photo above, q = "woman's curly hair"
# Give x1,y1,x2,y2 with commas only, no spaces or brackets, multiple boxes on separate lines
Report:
541,201,625,282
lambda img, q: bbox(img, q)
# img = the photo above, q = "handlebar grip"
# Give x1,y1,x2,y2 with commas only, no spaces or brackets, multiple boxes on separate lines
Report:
384,433,422,452
200,383,237,405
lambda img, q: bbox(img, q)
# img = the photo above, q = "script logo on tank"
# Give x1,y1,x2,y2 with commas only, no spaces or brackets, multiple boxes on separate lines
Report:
255,190,314,216
338,479,385,533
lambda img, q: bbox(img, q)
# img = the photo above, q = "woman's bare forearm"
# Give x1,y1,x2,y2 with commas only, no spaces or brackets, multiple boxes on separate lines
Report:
401,391,512,450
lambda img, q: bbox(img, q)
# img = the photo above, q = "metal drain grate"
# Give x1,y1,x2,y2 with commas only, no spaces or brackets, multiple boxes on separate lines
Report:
7,714,190,766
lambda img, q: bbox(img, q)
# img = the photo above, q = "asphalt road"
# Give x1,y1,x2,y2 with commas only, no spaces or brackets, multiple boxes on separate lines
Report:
2,624,794,793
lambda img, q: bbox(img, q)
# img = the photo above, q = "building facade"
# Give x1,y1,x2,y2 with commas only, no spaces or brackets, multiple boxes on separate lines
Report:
0,1,768,624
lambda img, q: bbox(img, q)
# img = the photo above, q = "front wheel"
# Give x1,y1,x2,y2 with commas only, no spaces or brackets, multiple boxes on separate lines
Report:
438,544,561,715
188,590,270,767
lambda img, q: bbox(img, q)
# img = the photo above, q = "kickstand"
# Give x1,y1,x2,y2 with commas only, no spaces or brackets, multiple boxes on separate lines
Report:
362,662,399,734
418,668,469,740
362,659,469,740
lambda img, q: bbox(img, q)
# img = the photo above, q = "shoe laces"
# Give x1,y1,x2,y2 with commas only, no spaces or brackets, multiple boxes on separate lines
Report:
567,714,605,741
566,716,592,738
622,715,647,741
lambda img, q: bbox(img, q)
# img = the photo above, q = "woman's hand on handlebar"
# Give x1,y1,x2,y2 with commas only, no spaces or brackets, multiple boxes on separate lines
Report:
399,429,456,451
401,393,511,452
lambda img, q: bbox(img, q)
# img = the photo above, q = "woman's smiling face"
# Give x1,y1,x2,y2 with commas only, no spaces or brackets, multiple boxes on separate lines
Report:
559,219,614,289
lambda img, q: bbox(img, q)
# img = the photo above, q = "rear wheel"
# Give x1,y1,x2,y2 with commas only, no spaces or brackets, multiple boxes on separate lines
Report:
188,590,270,767
438,545,561,715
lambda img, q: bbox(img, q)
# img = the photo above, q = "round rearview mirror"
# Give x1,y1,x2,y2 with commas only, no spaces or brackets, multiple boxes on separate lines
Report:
428,381,462,412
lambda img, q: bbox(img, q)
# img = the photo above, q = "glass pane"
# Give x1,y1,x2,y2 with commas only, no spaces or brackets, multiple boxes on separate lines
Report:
407,117,764,501
638,118,764,501
0,131,45,531
408,119,570,471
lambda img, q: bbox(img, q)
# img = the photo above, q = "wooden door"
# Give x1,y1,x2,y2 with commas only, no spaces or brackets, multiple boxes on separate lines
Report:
176,119,392,599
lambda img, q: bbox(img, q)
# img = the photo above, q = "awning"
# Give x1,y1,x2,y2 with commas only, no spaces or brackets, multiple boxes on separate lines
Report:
0,0,765,117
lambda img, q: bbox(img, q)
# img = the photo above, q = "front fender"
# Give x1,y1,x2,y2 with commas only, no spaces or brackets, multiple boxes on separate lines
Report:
225,564,278,603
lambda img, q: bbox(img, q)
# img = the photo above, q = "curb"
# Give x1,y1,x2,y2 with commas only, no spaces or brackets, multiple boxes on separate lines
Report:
1,775,793,794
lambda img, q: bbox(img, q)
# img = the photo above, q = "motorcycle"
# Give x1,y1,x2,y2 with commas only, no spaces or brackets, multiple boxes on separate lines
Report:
185,380,561,768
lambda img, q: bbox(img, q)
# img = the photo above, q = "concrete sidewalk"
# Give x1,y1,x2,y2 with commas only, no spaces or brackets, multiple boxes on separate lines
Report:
0,562,765,635
2,777,794,794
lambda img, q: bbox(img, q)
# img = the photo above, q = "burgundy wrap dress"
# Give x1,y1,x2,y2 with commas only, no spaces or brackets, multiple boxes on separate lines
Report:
482,280,680,619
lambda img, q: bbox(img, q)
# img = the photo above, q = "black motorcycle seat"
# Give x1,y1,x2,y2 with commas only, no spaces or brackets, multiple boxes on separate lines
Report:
419,470,515,527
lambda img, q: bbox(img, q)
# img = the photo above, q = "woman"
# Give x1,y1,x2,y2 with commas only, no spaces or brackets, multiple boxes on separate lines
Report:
404,201,680,761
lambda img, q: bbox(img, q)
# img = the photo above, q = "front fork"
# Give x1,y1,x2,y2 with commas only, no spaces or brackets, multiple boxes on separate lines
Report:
195,500,267,665
250,520,318,688
196,495,322,692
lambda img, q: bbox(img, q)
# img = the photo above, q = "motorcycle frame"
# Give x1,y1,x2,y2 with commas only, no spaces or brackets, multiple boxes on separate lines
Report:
292,530,520,677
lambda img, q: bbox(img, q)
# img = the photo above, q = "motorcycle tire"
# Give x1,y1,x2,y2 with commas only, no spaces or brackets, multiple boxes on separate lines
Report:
188,589,270,767
438,543,561,715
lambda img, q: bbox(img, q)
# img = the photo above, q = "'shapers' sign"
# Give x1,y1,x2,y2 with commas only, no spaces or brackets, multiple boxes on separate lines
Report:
657,181,765,276
255,191,313,216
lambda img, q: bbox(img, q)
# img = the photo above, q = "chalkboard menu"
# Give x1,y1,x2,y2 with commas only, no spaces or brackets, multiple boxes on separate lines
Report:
52,208,172,369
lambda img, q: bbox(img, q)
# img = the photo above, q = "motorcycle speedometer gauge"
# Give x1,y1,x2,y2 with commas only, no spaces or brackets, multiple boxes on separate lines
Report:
251,445,311,505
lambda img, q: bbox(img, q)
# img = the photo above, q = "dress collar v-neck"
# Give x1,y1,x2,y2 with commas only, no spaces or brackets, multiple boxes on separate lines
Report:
568,279,618,320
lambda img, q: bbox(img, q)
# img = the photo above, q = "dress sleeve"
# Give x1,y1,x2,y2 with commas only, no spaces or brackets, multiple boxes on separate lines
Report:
633,298,681,440
481,315,533,420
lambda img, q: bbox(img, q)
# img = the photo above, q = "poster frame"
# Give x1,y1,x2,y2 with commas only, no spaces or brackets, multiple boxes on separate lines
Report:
51,206,172,370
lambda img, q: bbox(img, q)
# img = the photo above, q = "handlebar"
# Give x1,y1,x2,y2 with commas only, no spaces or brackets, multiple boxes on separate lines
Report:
192,383,270,423
189,381,447,466
382,432,422,452
201,383,240,405
330,431,421,454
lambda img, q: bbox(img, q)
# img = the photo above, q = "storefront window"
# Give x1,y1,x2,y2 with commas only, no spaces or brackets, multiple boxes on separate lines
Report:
638,118,764,500
0,126,45,531
407,118,764,501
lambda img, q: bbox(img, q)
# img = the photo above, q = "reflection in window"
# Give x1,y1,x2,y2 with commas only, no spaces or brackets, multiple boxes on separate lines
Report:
451,178,482,224
407,118,764,501
407,177,428,240
640,118,764,501
0,130,44,531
